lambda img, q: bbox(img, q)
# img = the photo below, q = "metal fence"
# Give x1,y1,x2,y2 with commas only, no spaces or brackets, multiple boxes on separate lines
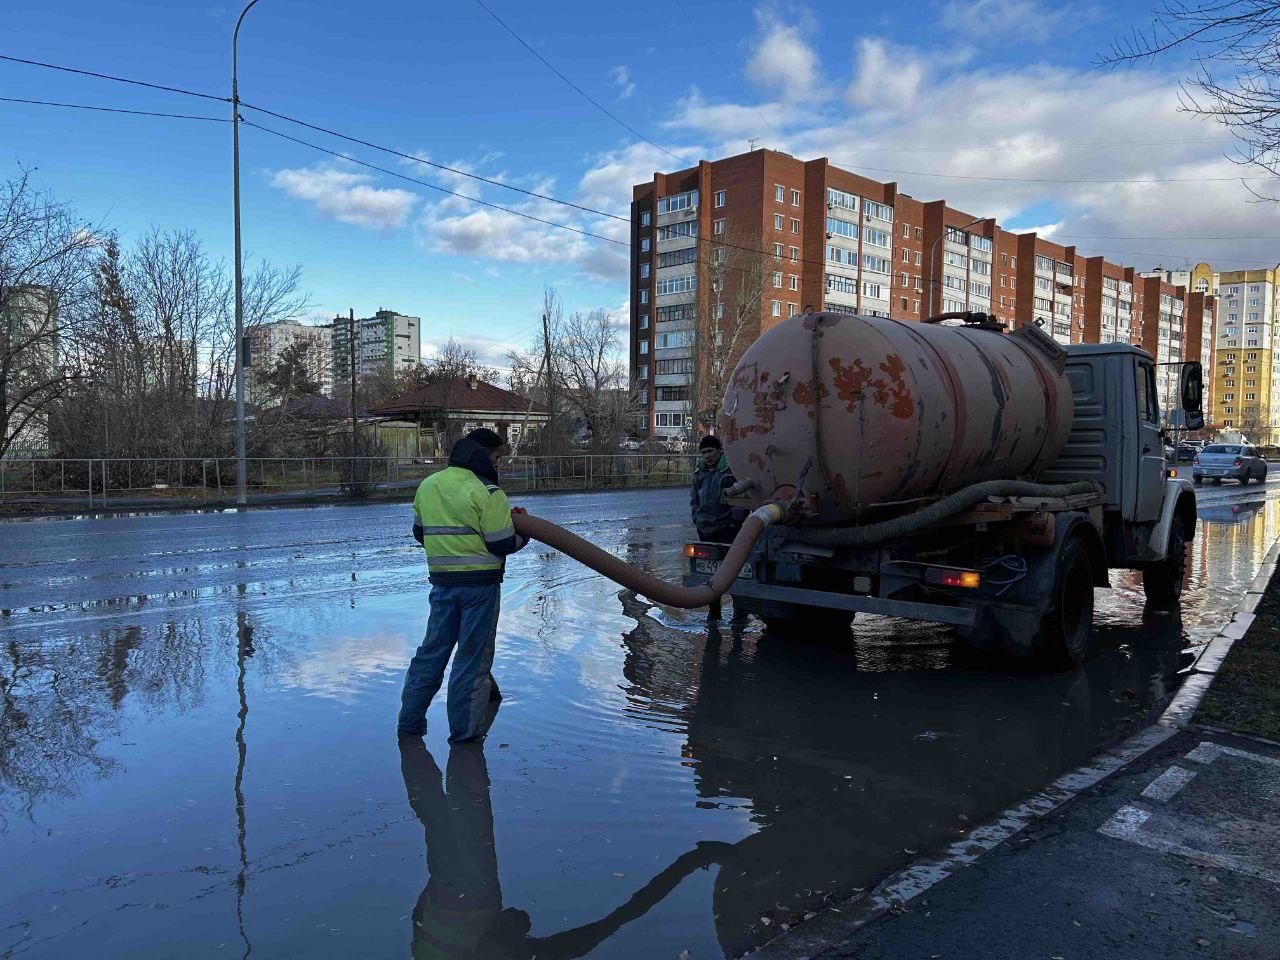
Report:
0,454,697,506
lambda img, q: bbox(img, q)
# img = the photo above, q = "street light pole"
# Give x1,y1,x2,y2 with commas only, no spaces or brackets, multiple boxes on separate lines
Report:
232,0,262,507
928,216,987,318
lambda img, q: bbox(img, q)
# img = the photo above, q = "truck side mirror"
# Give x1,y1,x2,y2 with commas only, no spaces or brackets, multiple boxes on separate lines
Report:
1180,361,1204,431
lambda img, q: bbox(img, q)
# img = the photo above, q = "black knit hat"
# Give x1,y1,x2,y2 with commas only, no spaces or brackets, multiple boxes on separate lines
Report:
466,427,505,450
698,435,722,451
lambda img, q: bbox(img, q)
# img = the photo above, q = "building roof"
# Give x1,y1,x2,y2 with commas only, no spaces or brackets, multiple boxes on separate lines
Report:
368,376,547,417
257,394,354,420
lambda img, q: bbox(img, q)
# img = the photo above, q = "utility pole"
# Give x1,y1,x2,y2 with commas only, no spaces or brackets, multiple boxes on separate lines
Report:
540,311,555,455
348,308,357,481
232,0,263,507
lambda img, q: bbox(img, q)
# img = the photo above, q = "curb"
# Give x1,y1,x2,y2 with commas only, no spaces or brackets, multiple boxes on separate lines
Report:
747,531,1280,960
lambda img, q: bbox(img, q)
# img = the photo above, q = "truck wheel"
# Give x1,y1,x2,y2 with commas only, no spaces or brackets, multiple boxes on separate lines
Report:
1143,515,1187,605
1033,536,1094,668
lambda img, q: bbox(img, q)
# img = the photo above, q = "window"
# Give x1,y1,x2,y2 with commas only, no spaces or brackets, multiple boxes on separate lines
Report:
862,253,892,274
774,214,785,230
863,281,885,299
655,412,693,428
771,300,782,316
655,357,694,375
913,299,920,313
640,211,651,227
640,237,650,253
639,289,648,305
657,303,695,324
1246,392,1257,401
902,248,911,263
864,199,893,221
827,245,856,266
790,218,800,234
1000,253,1009,265
944,275,967,292
656,275,696,296
656,385,689,402
1249,311,1260,321
790,246,799,262
774,272,783,288
787,302,798,317
714,190,726,207
825,273,858,294
789,275,798,291
655,330,692,348
902,223,911,238
713,218,726,236
775,184,785,202
901,296,909,310
826,216,857,239
791,189,801,206
914,251,922,266
970,259,991,276
710,247,725,265
1034,296,1052,312
638,339,649,354
657,220,698,240
864,227,891,248
946,226,969,244
1000,296,1007,307
944,250,967,268
1249,297,1260,307
637,364,648,380
971,236,992,253
826,187,858,211
971,281,991,299
774,242,784,258
657,190,697,214
639,263,650,279
638,313,649,330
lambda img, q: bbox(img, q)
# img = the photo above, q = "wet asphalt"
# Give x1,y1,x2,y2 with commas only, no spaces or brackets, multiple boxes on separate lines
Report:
1,477,1278,958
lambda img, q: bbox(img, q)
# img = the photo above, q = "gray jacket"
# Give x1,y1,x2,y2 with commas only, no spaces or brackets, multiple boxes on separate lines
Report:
690,453,737,534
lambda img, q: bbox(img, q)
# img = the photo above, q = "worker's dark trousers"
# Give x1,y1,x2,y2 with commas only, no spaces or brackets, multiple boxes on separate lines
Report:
698,524,743,621
398,582,501,742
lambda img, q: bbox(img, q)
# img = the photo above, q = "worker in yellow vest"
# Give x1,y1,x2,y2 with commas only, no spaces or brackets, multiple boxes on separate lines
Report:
398,429,527,742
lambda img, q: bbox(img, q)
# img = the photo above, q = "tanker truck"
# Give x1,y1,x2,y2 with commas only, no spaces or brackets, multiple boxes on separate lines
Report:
680,310,1206,668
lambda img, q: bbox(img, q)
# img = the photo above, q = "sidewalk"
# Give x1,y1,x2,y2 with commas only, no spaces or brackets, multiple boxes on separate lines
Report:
815,727,1278,959
753,546,1280,960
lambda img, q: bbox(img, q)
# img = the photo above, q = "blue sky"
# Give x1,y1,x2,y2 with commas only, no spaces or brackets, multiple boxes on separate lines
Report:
6,0,1280,367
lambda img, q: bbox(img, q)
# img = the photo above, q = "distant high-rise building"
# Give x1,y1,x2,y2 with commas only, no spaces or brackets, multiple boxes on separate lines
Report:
331,309,421,389
246,319,332,400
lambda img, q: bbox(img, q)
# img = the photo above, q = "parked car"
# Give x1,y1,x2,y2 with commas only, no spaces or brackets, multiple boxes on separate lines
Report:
619,438,643,452
1193,443,1269,485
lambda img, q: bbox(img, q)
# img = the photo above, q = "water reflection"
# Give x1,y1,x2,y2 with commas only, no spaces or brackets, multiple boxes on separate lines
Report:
612,605,1192,956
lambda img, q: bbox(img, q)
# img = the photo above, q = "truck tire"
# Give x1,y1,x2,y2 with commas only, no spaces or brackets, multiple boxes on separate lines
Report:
1143,515,1187,605
1032,535,1095,668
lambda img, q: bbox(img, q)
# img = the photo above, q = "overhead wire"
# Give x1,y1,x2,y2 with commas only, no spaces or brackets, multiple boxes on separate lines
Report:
4,49,1275,274
469,0,688,164
0,95,228,121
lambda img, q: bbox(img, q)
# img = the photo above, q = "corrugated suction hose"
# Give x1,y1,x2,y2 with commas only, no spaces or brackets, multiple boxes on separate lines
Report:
512,503,787,609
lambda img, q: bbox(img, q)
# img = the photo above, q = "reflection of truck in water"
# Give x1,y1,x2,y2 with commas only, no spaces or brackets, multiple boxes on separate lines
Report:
1198,501,1265,525
685,311,1205,668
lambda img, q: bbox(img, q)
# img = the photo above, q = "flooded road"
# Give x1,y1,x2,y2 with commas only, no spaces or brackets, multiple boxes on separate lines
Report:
2,480,1278,958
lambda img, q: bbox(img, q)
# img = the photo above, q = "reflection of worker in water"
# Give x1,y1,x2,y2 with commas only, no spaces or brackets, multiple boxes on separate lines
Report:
399,729,730,959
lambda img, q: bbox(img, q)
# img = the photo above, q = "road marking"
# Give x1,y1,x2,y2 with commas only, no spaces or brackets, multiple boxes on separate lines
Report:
1099,803,1280,885
1184,740,1280,768
1140,765,1197,802
1184,742,1222,764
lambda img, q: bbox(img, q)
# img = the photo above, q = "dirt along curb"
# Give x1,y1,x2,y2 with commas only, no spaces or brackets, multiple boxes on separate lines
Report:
747,533,1280,960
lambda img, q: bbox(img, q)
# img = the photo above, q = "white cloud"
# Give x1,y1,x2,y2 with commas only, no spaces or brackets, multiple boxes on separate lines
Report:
745,8,819,102
270,166,418,229
846,38,926,111
424,334,524,372
940,0,1070,45
611,65,636,100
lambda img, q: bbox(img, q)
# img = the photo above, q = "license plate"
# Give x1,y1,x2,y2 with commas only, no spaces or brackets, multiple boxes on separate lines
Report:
694,558,754,579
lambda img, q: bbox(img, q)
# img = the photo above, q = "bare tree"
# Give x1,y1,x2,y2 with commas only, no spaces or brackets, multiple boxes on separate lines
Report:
0,170,97,458
556,308,642,454
1104,1,1280,186
694,225,768,432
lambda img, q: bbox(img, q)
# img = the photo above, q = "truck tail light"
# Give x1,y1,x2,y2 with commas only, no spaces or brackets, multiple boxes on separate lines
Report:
684,543,723,560
1234,458,1243,466
925,567,981,589
1193,457,1200,465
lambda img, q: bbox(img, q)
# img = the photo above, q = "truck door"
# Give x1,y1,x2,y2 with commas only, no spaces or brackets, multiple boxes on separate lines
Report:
1135,358,1164,523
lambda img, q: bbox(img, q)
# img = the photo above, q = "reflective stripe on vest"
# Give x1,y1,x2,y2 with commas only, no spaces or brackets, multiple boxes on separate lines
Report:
419,525,477,536
427,554,502,568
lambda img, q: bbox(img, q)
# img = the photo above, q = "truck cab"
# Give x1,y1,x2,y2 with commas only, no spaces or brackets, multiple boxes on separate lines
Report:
685,338,1204,670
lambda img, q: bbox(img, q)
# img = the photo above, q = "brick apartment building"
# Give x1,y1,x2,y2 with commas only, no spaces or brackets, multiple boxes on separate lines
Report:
630,148,1217,439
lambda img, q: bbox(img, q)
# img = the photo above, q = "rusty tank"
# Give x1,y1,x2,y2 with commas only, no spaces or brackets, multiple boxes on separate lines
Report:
720,312,1074,524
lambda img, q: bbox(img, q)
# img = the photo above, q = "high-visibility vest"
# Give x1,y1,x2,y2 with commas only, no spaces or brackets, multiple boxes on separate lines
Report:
413,467,518,580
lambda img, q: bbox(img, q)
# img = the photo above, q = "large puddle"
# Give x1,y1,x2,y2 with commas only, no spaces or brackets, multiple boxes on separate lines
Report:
1,484,1277,957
